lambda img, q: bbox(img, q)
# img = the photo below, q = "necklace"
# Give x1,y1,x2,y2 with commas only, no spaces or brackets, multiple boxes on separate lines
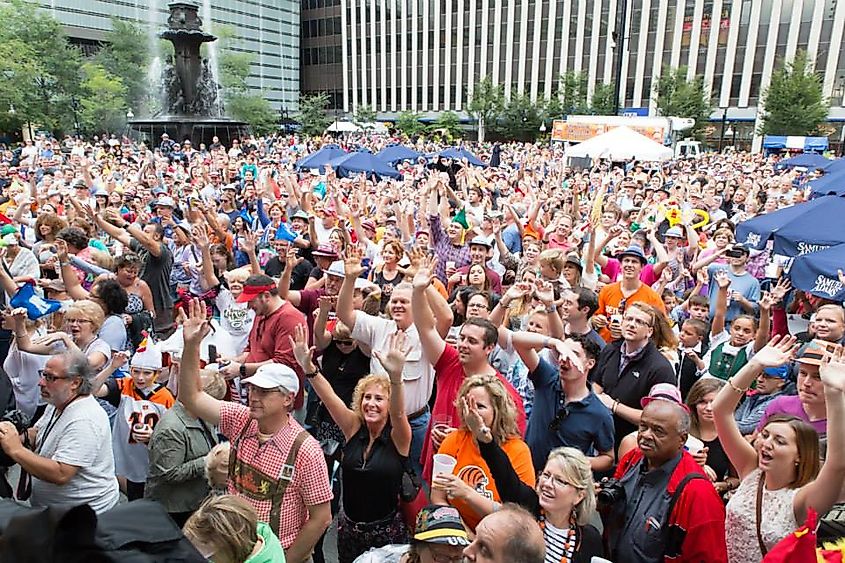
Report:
539,511,580,563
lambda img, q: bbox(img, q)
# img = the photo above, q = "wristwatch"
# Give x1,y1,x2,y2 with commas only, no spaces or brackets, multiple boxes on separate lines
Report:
239,363,247,378
305,369,319,379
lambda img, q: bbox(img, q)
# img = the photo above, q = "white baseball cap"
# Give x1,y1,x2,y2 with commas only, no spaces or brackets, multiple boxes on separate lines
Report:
241,363,300,395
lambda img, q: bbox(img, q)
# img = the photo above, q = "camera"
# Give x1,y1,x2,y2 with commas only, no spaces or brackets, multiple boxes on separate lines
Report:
596,477,626,509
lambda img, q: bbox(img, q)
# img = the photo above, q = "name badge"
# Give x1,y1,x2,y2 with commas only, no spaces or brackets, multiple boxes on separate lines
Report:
280,464,295,481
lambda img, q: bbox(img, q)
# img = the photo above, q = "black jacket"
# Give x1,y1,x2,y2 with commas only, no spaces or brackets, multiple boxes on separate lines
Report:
592,340,676,447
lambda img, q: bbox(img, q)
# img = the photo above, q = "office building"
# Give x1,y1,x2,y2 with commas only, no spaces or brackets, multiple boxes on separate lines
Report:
338,0,845,148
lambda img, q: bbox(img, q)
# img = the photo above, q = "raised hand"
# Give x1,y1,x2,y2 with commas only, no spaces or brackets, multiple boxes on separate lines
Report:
288,324,317,373
758,291,776,312
770,277,792,304
110,350,130,370
819,342,845,392
752,334,797,368
192,225,209,247
696,268,709,286
412,254,438,289
461,395,491,444
534,280,555,306
285,247,301,269
182,298,211,345
372,330,408,383
714,270,731,290
504,282,530,302
550,339,586,373
343,246,366,278
54,239,69,262
317,295,337,312
241,230,258,254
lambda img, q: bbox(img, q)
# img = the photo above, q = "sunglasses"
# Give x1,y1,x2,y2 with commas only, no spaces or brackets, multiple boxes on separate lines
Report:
548,405,570,432
335,339,354,346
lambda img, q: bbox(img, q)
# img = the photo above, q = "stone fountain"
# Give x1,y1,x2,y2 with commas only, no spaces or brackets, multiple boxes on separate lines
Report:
129,1,247,146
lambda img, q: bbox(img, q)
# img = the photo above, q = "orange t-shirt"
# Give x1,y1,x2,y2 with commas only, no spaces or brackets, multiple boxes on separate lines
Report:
118,376,176,408
437,429,536,531
596,281,666,342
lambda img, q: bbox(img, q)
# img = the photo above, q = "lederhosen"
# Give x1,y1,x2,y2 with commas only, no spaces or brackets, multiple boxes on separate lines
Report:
227,421,310,535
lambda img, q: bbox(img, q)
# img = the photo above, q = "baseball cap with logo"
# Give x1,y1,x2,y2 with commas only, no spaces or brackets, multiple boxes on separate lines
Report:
412,505,470,546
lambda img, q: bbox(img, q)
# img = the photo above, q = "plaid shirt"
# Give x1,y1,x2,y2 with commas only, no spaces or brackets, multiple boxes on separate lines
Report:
429,214,471,283
219,403,332,548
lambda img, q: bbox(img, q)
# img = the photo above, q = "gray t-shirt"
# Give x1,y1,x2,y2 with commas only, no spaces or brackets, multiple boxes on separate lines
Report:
130,238,174,311
31,394,120,514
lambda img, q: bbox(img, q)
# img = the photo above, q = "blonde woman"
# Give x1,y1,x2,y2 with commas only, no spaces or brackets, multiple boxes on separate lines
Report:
183,495,285,563
430,374,535,532
291,325,411,563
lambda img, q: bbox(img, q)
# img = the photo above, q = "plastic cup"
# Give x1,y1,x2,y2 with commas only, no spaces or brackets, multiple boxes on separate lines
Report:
445,261,456,272
432,454,457,476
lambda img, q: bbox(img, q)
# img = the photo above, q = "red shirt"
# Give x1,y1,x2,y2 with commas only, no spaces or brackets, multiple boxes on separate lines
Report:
244,300,307,408
421,344,527,481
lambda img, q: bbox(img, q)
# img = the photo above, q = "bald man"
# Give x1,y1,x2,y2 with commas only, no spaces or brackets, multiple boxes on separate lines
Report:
605,399,728,563
462,503,545,563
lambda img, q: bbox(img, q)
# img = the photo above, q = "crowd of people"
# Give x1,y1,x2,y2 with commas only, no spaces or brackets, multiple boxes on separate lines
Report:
0,130,843,563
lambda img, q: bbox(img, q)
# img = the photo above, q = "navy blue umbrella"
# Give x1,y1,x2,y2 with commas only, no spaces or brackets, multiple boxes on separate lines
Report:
437,147,486,167
771,195,845,256
376,144,422,165
807,169,845,197
788,244,845,301
735,196,830,250
328,151,403,179
294,144,347,172
821,158,845,173
775,153,831,170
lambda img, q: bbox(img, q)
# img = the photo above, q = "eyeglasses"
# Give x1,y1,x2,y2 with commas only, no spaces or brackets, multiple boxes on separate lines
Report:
548,406,570,432
245,385,282,395
622,315,653,328
334,339,354,346
65,318,92,325
538,470,578,490
38,370,72,383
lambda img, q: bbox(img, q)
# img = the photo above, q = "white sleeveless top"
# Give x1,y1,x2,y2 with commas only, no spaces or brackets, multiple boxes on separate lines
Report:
725,469,799,563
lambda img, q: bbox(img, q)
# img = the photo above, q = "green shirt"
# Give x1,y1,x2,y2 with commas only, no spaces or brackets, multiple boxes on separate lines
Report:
246,522,286,563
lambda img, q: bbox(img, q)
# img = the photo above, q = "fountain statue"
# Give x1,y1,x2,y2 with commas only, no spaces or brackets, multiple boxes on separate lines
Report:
129,1,247,146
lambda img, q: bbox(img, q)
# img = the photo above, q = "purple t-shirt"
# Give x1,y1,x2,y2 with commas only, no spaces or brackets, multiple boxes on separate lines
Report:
756,395,827,434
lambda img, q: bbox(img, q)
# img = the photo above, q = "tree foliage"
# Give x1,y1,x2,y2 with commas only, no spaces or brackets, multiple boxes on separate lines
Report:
296,92,332,137
558,71,589,115
96,18,149,113
429,110,462,140
654,66,712,138
353,104,377,127
0,0,86,134
493,90,543,142
395,110,426,137
467,77,504,142
759,51,829,136
78,62,127,135
216,24,277,134
591,82,617,116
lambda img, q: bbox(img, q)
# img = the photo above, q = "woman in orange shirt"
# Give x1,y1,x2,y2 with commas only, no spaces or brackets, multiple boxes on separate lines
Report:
430,374,535,531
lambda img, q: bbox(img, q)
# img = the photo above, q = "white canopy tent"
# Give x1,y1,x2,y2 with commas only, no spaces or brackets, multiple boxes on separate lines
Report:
564,126,674,162
326,120,362,133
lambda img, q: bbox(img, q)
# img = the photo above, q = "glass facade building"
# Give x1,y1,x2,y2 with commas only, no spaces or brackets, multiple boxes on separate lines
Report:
40,0,300,111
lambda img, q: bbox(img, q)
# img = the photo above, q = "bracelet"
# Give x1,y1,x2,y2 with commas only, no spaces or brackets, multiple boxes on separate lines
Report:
612,400,619,414
545,304,557,314
727,378,747,394
304,369,319,379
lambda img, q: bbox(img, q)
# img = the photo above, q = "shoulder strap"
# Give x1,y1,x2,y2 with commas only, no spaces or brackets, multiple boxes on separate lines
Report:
756,472,768,556
279,429,311,481
664,472,709,532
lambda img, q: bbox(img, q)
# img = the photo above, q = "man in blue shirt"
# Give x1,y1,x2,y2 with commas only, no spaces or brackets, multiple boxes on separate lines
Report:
702,244,760,323
513,332,615,471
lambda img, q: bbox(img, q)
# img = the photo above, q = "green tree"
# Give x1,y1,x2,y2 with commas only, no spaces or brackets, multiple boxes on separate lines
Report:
467,77,504,142
96,18,149,114
759,51,829,136
654,66,712,139
353,104,377,127
0,0,85,134
216,25,277,133
395,110,426,137
78,62,127,134
494,89,543,141
296,92,331,137
558,71,589,115
429,110,462,140
591,82,617,116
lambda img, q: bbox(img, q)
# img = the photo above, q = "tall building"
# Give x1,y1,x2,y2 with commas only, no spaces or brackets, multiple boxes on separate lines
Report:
340,0,845,148
301,0,345,114
41,0,300,111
